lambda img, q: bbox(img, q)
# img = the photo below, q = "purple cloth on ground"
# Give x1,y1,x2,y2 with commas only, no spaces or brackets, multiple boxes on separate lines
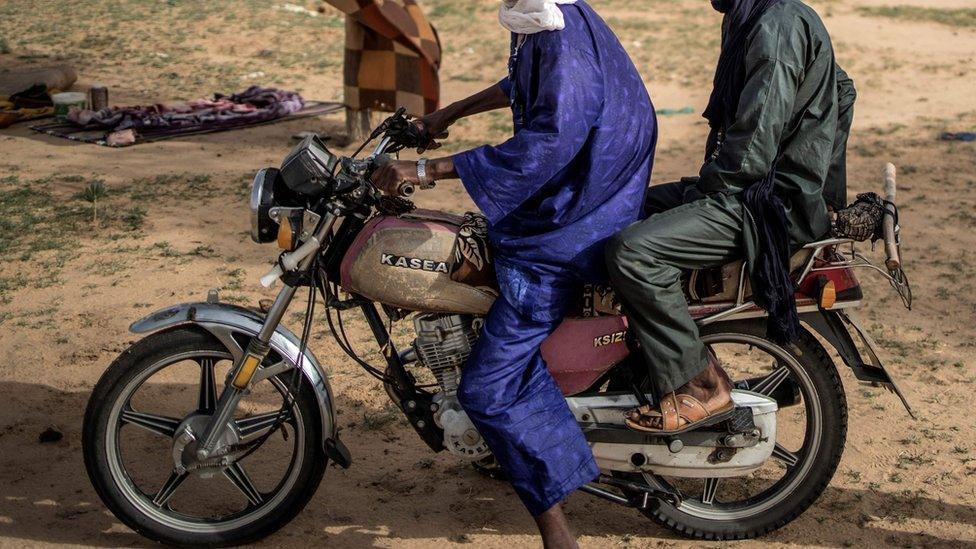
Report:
67,86,304,133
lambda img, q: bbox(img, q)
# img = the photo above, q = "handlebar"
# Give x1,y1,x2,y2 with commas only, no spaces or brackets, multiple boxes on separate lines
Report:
368,130,420,198
397,181,416,197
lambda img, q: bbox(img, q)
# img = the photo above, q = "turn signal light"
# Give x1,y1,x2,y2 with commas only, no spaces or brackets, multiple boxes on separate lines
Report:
277,217,298,250
817,279,837,309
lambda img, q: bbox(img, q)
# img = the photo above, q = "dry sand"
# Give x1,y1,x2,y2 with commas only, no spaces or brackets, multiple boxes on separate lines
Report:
0,0,974,547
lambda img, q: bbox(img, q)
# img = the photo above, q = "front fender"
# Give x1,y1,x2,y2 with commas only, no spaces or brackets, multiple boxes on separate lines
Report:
130,302,346,460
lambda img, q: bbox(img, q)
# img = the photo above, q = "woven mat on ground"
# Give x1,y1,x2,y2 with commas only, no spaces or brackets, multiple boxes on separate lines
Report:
29,100,342,147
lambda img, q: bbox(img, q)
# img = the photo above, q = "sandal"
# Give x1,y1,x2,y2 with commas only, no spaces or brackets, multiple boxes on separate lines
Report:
625,392,735,435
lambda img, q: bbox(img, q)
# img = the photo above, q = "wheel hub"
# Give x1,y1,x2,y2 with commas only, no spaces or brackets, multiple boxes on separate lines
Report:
171,414,241,478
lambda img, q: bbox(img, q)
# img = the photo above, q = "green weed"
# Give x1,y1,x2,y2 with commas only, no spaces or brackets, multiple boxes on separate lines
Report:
859,6,976,28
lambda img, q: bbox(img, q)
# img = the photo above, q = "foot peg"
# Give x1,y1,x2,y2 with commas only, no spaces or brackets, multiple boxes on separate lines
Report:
726,406,757,433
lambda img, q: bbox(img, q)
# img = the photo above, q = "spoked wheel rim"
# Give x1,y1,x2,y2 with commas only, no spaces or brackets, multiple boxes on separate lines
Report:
104,350,306,533
642,332,823,521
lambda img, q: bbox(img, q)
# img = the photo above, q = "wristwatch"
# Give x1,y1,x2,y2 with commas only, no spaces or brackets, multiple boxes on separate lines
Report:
416,158,434,189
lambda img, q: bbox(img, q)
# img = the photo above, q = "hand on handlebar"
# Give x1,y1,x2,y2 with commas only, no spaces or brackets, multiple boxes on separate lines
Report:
412,114,451,154
371,155,421,197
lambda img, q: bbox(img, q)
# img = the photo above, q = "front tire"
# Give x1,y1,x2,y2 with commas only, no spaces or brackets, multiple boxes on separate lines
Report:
83,328,328,547
624,320,848,540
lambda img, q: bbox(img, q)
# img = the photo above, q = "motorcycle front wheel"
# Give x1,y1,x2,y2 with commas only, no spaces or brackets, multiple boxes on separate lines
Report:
616,319,848,540
83,328,327,547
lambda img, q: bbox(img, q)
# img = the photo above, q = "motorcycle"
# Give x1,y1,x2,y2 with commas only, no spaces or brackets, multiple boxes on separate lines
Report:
83,109,914,545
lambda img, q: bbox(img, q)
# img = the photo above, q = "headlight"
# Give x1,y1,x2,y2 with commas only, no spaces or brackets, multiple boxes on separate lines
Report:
250,168,279,243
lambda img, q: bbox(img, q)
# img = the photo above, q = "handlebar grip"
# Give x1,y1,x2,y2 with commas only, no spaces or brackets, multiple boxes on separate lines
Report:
397,181,416,197
260,265,284,288
884,163,897,203
882,163,901,270
259,236,322,288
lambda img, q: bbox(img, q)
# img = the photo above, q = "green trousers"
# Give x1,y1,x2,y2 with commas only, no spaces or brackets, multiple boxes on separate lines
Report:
605,182,750,395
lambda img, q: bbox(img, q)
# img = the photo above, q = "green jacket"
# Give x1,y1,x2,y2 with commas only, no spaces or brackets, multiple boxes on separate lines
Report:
698,0,841,247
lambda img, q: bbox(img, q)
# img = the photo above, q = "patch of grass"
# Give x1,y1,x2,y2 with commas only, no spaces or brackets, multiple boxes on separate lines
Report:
0,273,28,304
0,178,88,259
3,304,60,329
362,412,395,430
948,209,976,228
220,293,250,304
897,450,935,469
86,257,130,276
151,241,180,257
0,175,149,270
124,174,216,202
218,267,245,291
190,245,218,258
858,6,976,28
146,241,220,265
121,207,147,230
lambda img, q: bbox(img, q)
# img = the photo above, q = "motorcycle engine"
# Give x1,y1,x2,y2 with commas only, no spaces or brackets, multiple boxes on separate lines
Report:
413,313,490,460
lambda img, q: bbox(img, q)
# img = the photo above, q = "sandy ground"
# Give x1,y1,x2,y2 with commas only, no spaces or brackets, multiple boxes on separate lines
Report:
1,0,975,547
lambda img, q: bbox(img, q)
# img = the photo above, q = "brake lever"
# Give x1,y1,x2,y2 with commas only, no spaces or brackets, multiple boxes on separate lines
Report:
369,107,408,141
376,108,438,153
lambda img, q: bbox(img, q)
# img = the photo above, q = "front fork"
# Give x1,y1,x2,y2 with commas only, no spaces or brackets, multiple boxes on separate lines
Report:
196,213,336,460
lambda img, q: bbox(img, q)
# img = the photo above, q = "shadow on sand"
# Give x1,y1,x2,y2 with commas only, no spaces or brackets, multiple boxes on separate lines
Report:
0,381,972,548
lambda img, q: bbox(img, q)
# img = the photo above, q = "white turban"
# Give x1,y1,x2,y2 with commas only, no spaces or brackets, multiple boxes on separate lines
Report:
499,0,578,34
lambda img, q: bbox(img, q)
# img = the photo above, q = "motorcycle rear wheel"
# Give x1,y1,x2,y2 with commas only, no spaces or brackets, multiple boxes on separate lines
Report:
618,319,848,540
83,328,328,547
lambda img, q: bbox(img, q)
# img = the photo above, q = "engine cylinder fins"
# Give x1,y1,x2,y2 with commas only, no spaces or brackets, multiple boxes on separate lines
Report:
412,313,482,396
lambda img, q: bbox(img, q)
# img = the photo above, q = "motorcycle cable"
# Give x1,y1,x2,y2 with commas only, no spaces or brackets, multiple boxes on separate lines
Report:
320,278,438,389
319,278,393,382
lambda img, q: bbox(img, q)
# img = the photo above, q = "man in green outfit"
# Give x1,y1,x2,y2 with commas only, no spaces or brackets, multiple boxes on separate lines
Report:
606,0,856,433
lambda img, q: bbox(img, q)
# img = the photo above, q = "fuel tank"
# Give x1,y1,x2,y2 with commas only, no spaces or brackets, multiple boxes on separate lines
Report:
340,211,497,315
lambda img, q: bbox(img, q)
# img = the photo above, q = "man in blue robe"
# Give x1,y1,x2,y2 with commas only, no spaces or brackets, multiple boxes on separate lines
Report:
372,0,656,544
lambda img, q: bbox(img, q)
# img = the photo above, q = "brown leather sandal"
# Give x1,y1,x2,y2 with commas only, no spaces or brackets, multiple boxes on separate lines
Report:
625,392,735,435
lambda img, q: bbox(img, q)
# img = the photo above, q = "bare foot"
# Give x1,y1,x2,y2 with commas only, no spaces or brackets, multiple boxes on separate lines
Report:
625,351,734,432
676,351,733,411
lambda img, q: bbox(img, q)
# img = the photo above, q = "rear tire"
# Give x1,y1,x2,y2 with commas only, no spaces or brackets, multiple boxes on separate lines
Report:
83,328,328,547
624,320,847,540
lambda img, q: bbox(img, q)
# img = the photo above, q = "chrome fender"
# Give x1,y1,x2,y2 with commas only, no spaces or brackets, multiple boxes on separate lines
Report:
129,302,346,461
